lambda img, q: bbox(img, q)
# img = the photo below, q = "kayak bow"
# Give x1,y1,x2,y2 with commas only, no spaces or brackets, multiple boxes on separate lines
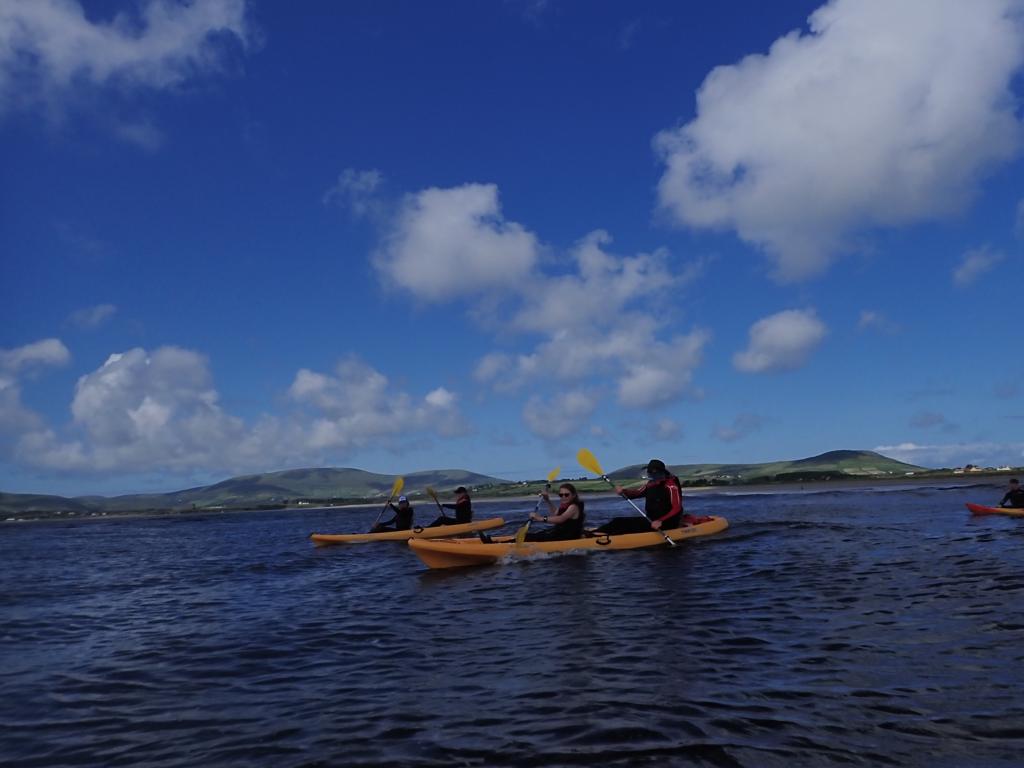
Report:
310,517,505,546
407,515,728,569
966,503,1024,518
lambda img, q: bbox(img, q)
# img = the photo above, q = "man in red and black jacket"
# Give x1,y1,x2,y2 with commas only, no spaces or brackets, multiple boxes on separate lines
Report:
594,459,687,535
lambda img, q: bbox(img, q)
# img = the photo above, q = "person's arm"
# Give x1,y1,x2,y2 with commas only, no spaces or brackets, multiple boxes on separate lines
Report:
613,482,647,499
529,492,553,522
441,502,456,510
1000,492,1011,507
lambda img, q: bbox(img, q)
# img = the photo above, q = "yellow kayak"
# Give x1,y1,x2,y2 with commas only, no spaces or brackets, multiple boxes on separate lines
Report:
310,517,505,546
408,515,728,569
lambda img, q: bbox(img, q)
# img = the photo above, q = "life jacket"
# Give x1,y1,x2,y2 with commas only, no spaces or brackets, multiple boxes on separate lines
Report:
549,498,585,539
644,475,684,526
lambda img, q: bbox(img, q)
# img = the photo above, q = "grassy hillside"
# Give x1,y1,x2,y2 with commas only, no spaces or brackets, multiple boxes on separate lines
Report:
0,467,507,516
606,450,925,485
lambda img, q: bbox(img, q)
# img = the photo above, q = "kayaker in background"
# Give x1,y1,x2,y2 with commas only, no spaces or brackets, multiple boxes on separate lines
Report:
594,459,688,535
998,478,1024,508
371,495,414,532
524,483,585,541
428,486,473,526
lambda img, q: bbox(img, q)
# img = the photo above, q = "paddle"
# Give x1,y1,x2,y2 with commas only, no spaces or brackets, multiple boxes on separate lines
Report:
370,476,405,530
576,448,676,547
515,466,561,545
425,486,448,520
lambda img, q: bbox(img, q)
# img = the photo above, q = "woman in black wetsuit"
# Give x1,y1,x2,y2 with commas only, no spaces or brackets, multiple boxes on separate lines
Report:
525,483,585,541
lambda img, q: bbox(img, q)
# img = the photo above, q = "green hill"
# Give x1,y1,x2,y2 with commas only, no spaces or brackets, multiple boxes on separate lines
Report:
0,467,506,517
607,450,925,485
0,450,950,519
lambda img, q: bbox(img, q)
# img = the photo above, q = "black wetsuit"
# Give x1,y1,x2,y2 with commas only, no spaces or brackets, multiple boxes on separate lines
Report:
524,500,585,542
1000,488,1024,508
595,476,684,535
428,495,472,526
376,502,414,531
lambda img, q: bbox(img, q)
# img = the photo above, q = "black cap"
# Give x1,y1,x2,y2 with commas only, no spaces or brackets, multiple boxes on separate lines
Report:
454,486,468,494
646,459,667,476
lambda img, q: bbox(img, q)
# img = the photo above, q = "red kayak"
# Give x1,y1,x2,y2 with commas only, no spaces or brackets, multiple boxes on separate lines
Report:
966,502,1024,518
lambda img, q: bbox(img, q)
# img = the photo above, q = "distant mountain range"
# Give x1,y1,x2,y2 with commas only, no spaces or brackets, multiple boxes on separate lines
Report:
0,450,952,519
0,467,504,518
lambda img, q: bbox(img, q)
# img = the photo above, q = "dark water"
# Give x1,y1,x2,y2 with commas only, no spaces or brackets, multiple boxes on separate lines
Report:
2,484,1023,767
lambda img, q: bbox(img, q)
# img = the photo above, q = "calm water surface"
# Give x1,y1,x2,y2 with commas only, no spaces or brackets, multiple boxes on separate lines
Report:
2,484,1023,767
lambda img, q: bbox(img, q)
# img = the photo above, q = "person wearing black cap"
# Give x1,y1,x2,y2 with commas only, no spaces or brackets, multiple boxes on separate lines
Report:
427,486,473,526
371,495,414,532
593,459,687,536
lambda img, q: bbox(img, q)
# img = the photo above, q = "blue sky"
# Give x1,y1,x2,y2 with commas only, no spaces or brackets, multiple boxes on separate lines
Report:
2,0,1023,496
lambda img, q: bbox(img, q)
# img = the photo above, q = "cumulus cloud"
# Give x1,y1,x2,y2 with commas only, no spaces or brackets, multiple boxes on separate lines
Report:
7,346,472,478
373,183,540,301
953,245,1004,286
17,346,251,472
0,0,252,127
733,309,827,373
713,412,763,442
0,339,70,449
0,338,70,373
68,303,117,329
479,230,710,408
655,0,1024,281
522,390,598,440
370,184,710,423
289,356,471,447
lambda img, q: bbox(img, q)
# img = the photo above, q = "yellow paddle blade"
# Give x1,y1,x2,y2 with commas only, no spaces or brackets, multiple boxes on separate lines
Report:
391,476,404,497
576,448,604,477
546,466,561,483
425,486,439,502
514,521,530,545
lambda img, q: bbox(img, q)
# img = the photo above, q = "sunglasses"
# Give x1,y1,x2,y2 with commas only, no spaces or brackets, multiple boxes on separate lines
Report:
558,492,572,497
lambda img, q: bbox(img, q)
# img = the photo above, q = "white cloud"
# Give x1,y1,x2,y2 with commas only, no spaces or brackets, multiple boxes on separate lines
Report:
858,309,898,334
8,346,473,477
0,0,251,124
734,309,827,373
713,412,763,442
655,0,1024,281
875,440,1024,468
0,339,70,453
522,390,598,440
69,303,117,329
289,356,471,447
953,245,1004,286
479,230,710,408
0,338,70,373
369,184,710,423
323,168,385,218
373,183,540,301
